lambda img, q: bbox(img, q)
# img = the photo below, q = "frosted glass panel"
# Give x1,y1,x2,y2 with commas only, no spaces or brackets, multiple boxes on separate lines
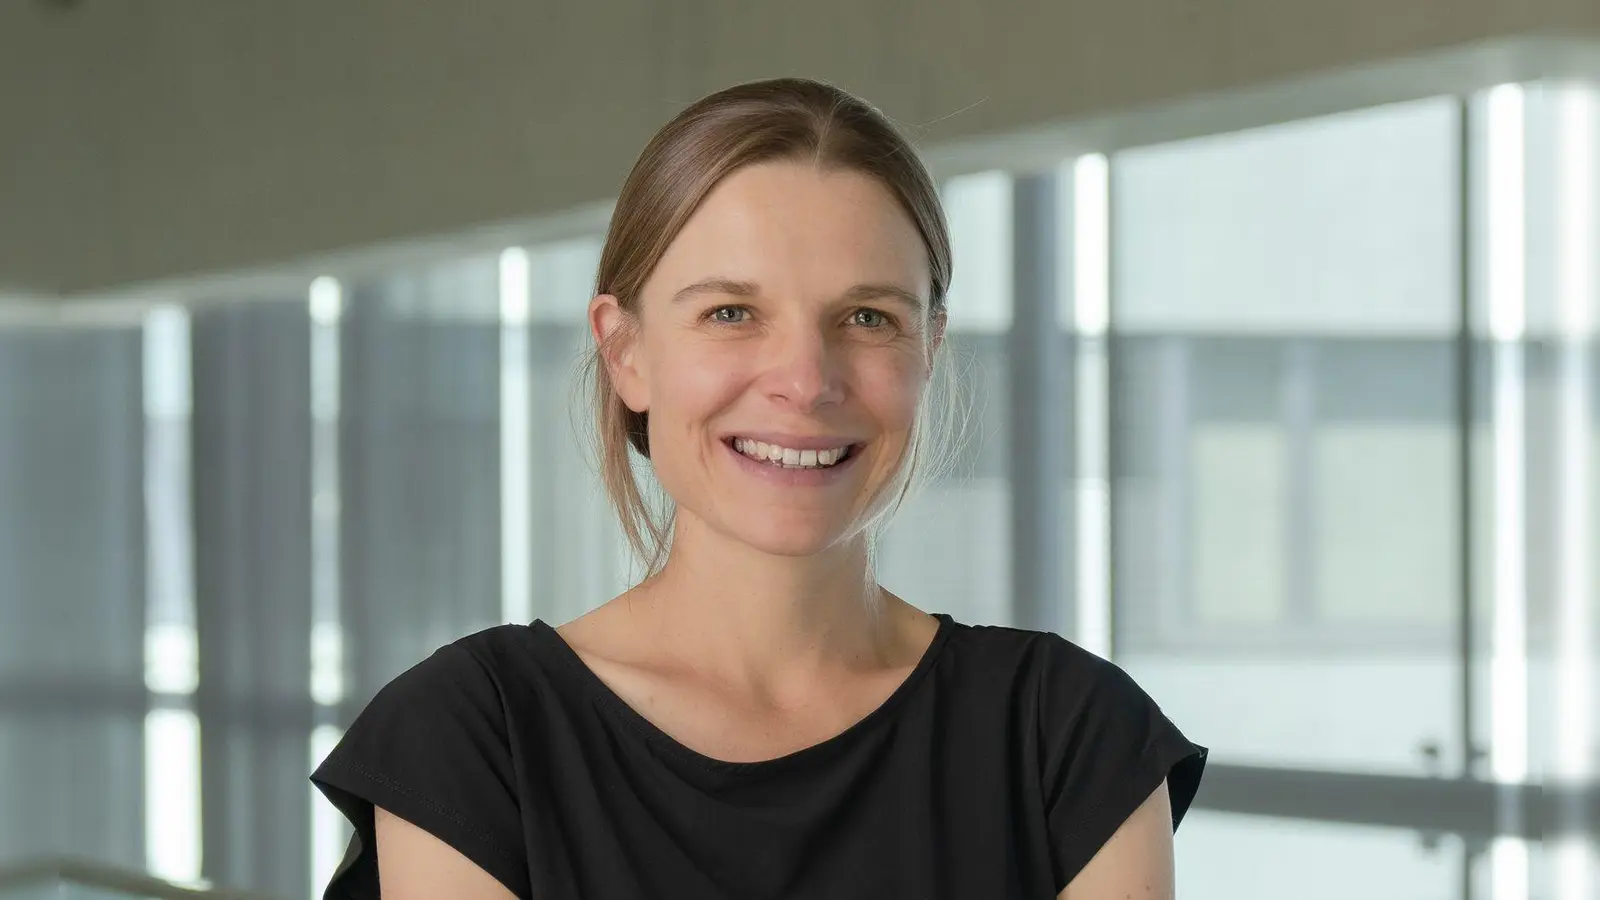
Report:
1111,97,1464,775
942,171,1014,333
1190,422,1285,625
1313,423,1456,623
1115,97,1458,336
879,174,1015,625
1177,812,1462,900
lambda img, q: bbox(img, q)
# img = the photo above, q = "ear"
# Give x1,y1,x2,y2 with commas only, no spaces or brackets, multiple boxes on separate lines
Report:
590,294,650,413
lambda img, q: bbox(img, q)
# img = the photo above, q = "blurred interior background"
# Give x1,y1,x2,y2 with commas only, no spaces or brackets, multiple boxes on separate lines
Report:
1,2,1597,899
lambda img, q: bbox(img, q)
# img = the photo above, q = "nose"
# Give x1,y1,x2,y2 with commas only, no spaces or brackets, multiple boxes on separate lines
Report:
760,322,846,411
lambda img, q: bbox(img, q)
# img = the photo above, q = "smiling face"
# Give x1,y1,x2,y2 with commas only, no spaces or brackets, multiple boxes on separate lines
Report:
593,160,943,559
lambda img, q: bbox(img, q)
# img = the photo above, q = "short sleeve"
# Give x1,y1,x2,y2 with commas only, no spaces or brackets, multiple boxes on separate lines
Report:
310,641,530,899
1035,636,1207,891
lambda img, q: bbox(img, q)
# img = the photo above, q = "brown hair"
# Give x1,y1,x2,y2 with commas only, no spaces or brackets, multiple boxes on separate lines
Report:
585,77,957,575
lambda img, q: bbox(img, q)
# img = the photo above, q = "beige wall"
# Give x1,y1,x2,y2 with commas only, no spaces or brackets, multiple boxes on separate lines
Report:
2,0,1598,298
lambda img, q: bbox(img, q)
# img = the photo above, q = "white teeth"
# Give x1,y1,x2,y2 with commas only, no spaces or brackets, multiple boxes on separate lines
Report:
731,438,852,469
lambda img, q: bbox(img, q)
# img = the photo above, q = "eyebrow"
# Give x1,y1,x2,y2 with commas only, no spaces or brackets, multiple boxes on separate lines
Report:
671,278,760,304
670,277,925,309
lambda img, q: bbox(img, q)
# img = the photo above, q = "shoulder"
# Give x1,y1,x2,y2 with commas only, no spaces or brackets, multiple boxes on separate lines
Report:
311,624,553,900
381,623,553,702
339,626,528,726
931,620,1152,751
314,623,565,794
957,624,1185,754
964,627,1206,892
939,619,1199,783
437,621,547,674
941,619,1120,698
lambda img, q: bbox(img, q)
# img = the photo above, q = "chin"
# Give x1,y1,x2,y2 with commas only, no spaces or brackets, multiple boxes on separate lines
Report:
732,518,856,559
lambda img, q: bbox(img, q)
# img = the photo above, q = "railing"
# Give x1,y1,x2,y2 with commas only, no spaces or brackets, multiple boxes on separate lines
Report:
0,857,282,900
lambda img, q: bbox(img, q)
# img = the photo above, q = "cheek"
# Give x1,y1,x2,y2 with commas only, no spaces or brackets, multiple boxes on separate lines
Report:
856,351,929,427
646,341,749,425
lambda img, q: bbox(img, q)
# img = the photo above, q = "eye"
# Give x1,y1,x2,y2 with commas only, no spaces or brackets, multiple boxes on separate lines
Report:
850,308,892,329
707,305,749,324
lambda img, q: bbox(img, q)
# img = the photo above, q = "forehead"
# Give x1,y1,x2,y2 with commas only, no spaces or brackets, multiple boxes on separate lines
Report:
642,161,931,303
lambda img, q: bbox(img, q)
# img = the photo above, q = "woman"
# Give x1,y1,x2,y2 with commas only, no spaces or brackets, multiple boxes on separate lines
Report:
313,77,1205,899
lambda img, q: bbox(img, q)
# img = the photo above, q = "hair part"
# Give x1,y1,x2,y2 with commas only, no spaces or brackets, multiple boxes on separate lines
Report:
584,77,959,576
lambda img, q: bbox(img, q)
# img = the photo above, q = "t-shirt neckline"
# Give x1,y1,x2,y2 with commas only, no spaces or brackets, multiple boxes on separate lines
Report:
530,611,956,775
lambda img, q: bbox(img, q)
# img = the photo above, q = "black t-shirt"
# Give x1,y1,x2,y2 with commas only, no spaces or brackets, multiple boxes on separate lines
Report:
311,613,1206,899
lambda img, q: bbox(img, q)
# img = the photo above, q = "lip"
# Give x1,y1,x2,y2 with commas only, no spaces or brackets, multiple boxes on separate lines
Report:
722,437,863,486
720,432,862,451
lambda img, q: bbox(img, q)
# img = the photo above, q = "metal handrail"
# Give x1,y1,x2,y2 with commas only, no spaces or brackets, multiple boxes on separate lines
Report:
0,856,282,900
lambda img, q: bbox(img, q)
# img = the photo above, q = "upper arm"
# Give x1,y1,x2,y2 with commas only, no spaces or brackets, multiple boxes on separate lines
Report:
375,806,521,900
312,639,533,898
1057,779,1176,900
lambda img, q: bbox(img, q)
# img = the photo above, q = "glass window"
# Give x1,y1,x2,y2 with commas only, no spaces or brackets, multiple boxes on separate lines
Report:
1114,98,1459,337
878,172,1014,626
520,238,634,623
1179,812,1464,900
1111,97,1466,775
0,325,147,870
340,257,505,697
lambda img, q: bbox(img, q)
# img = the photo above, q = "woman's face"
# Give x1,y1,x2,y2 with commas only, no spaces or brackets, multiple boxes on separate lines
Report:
595,160,942,559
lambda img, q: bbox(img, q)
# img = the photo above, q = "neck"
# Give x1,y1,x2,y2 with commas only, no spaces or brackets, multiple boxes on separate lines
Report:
626,513,902,690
